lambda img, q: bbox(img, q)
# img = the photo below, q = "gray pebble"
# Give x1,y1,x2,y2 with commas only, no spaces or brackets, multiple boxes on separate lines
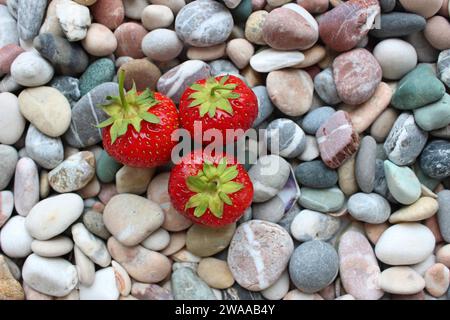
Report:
171,267,216,300
0,5,19,47
347,192,391,224
0,144,18,190
314,68,341,105
17,0,47,41
265,118,306,158
356,136,377,193
370,12,426,38
300,106,335,135
438,190,450,242
49,76,81,106
25,125,63,170
252,86,274,127
252,196,285,223
420,139,450,179
83,210,111,240
278,203,301,233
209,59,239,76
438,49,450,87
294,160,338,189
405,31,440,63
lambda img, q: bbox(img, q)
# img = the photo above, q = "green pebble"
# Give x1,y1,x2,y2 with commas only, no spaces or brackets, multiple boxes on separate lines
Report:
414,93,450,131
413,162,439,191
392,64,445,110
96,150,122,183
298,187,344,213
79,58,115,97
384,160,421,205
231,0,252,24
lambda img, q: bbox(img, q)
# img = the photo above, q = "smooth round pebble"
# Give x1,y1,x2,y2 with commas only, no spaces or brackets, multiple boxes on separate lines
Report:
10,51,54,87
141,29,183,62
373,39,418,80
348,193,391,224
290,209,340,242
31,236,74,258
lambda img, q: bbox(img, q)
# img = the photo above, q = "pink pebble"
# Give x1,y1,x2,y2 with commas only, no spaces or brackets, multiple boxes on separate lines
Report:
91,0,125,30
114,22,148,58
0,44,24,75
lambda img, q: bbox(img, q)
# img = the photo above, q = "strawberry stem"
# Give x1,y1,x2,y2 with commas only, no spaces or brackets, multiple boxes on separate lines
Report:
118,70,129,113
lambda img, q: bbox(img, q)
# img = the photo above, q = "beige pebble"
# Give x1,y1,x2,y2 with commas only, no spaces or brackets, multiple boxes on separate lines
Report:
111,260,131,296
335,294,356,300
294,45,326,68
77,177,101,199
337,154,358,197
74,0,98,5
197,258,235,289
424,16,450,50
379,267,425,295
39,170,49,199
226,39,254,69
245,10,268,45
421,184,438,199
82,23,117,57
0,255,24,300
241,66,264,87
186,44,226,62
317,47,338,69
389,197,438,223
370,108,398,143
141,5,174,31
171,248,201,263
364,222,390,245
424,263,450,297
283,289,324,300
399,0,443,18
160,232,186,256
436,244,450,268
115,166,155,194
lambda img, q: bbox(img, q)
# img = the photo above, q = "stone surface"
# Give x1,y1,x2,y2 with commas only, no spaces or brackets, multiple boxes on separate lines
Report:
79,267,119,300
25,125,64,170
11,52,54,87
17,0,47,41
116,166,155,194
0,255,24,300
186,223,236,257
348,193,391,224
294,160,337,189
245,10,268,45
0,44,24,76
79,58,115,97
0,191,13,227
373,39,418,80
370,12,426,38
91,0,124,30
265,118,306,158
172,267,216,300
197,258,235,289
301,106,335,135
252,86,274,127
424,263,450,297
379,267,425,295
355,136,377,193
0,216,32,258
118,59,161,91
142,29,183,62
420,140,450,180
49,76,81,106
298,187,344,213
384,160,421,205
438,190,450,242
414,94,450,131
0,92,25,145
31,236,74,258
290,209,340,241
56,0,91,41
0,5,19,48
14,157,39,217
389,197,439,223
228,220,294,291
141,4,174,31
72,223,111,267
250,49,304,73
0,145,18,190
114,22,147,58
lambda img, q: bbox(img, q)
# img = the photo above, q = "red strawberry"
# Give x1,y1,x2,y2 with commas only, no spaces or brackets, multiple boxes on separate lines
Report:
98,70,179,168
168,151,253,227
179,75,258,145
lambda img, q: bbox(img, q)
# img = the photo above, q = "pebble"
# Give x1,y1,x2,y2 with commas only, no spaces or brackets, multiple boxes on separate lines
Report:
290,209,340,242
18,86,71,137
64,82,118,148
0,145,18,190
299,187,344,213
49,76,81,106
107,237,171,283
186,223,236,257
171,267,216,300
157,60,211,104
283,289,323,300
11,52,54,87
17,0,46,41
82,210,110,240
226,39,254,69
438,49,450,87
81,23,117,57
22,254,78,297
0,191,13,227
355,136,377,193
294,160,337,189
0,44,23,76
96,150,121,184
228,220,294,291
114,22,147,58
245,10,268,45
74,245,95,286
289,240,339,293
186,44,226,62
0,216,32,258
266,69,313,117
56,0,91,41
14,157,39,217
392,64,445,110
406,31,440,63
248,155,290,202
313,68,341,105
141,228,170,251
72,223,111,267
79,267,119,300
414,94,450,131
375,223,435,265
78,58,115,97
400,0,443,18
319,0,380,52
348,193,391,224
420,140,450,179
424,263,450,297
0,5,19,48
301,106,335,135
25,193,84,240
103,194,163,246
252,198,284,223
316,110,360,169
250,49,304,73
31,237,73,258
0,92,25,145
119,58,161,91
197,258,235,289
131,282,173,300
260,270,289,300
333,48,382,105
25,125,64,170
384,113,428,166
141,5,174,31
91,0,124,30
115,166,155,194
437,244,450,268
162,232,186,256
123,0,148,20
141,29,183,62
0,255,24,300
379,267,425,295
370,12,426,38
373,39,418,80
411,254,437,277
438,190,450,242
48,151,95,193
175,0,233,47
252,86,274,127
389,197,439,223
384,160,421,205
265,118,306,158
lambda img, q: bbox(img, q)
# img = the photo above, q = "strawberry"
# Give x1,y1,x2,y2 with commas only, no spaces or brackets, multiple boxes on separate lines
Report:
97,70,180,168
179,75,258,145
168,151,253,227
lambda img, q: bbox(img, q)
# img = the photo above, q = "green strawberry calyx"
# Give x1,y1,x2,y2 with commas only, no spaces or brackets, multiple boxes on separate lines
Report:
185,158,244,219
188,76,240,118
97,70,160,144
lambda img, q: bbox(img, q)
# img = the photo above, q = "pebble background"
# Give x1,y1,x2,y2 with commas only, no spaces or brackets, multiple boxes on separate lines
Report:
0,0,450,301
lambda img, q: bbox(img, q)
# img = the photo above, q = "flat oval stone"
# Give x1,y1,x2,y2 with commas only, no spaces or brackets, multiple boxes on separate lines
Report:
157,60,211,104
0,92,25,145
265,118,306,158
290,209,340,242
141,228,170,251
313,68,341,105
289,240,339,293
22,254,78,297
172,267,216,300
78,58,115,97
82,23,118,57
72,223,111,267
438,190,450,242
25,193,84,240
114,22,147,58
262,4,318,50
107,237,171,283
389,197,439,223
131,282,173,300
370,12,426,38
79,267,120,300
25,125,64,170
400,0,443,18
424,263,450,297
414,94,450,131
375,223,435,265
333,48,382,105
266,69,313,117
406,31,440,63
384,113,428,166
118,58,161,91
228,220,294,291
384,160,421,205
175,0,233,47
298,187,345,213
31,236,74,258
347,192,391,224
91,0,124,30
11,51,54,87
186,223,236,257
339,230,384,300
17,0,46,41
0,216,32,258
64,82,118,148
373,39,418,80
301,106,335,135
14,157,39,217
0,5,19,48
83,210,110,240
245,10,268,45
0,145,18,190
319,0,380,52
294,160,338,189
249,49,304,73
18,86,71,137
420,140,450,179
355,136,377,193
379,267,425,295
103,194,164,246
